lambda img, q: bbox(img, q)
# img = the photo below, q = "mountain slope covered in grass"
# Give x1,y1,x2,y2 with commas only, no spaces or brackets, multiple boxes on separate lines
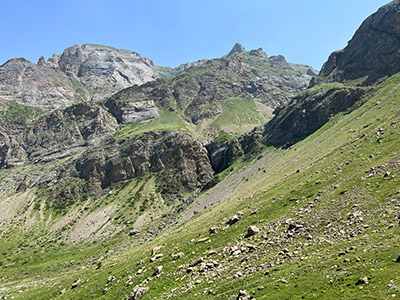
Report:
1,1,400,299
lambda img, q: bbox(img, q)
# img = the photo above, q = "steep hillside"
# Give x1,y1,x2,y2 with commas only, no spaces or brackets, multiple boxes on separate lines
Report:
0,1,399,300
1,58,399,300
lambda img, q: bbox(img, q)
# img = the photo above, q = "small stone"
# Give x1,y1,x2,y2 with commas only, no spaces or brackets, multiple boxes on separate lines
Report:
237,289,250,300
197,237,209,243
152,246,162,255
355,277,369,285
246,225,260,237
128,286,149,300
172,252,185,260
60,288,66,295
128,230,140,236
227,215,240,225
251,208,260,215
153,266,163,276
71,278,83,289
209,226,220,234
190,257,204,267
151,253,164,262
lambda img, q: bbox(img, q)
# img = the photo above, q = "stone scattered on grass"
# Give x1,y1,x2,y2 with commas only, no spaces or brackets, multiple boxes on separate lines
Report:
227,215,240,225
128,286,149,300
153,266,163,276
246,225,259,237
355,277,369,285
71,278,83,289
209,226,220,234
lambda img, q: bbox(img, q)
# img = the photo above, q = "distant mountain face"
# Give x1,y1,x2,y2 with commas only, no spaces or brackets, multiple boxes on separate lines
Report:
106,43,316,129
0,43,317,201
0,43,316,111
0,44,173,109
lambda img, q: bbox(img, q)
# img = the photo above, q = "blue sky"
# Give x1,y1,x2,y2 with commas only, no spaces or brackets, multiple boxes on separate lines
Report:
0,0,390,69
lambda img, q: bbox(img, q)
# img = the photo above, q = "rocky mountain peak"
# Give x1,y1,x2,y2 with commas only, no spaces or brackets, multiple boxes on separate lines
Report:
319,0,400,84
226,43,246,57
0,44,171,109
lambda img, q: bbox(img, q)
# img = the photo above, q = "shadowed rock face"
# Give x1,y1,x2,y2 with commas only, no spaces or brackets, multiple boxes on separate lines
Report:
24,103,119,163
263,1,400,146
263,88,366,145
319,0,400,84
73,131,214,196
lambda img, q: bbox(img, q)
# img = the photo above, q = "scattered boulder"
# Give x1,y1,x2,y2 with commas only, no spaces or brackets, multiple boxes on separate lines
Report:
71,278,83,289
237,289,250,300
151,254,164,262
128,230,140,236
197,237,209,243
355,277,369,285
209,226,220,234
153,266,163,276
172,252,185,260
227,215,240,225
246,225,260,237
59,288,66,295
189,257,204,267
128,286,149,300
152,246,162,256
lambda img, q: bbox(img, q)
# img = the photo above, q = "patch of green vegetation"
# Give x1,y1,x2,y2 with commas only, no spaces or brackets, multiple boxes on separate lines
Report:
211,98,270,135
113,109,189,138
0,100,44,124
215,130,234,142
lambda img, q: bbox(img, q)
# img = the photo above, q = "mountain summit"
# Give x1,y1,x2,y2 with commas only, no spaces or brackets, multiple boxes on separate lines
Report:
226,42,246,57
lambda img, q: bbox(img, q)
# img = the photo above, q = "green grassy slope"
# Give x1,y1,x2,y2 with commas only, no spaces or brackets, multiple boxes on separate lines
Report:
211,98,273,138
0,99,44,125
1,73,400,299
112,109,190,138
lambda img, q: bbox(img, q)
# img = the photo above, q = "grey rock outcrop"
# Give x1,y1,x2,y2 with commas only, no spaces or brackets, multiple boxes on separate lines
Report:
73,131,214,196
262,1,400,146
318,0,400,84
104,85,159,124
0,44,172,109
24,102,118,162
264,88,366,145
226,43,246,57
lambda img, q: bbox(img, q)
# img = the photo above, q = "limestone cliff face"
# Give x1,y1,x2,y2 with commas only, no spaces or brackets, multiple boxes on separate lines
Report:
0,57,84,109
263,88,366,145
104,85,159,124
24,103,118,163
318,0,400,84
0,44,171,109
72,131,214,197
